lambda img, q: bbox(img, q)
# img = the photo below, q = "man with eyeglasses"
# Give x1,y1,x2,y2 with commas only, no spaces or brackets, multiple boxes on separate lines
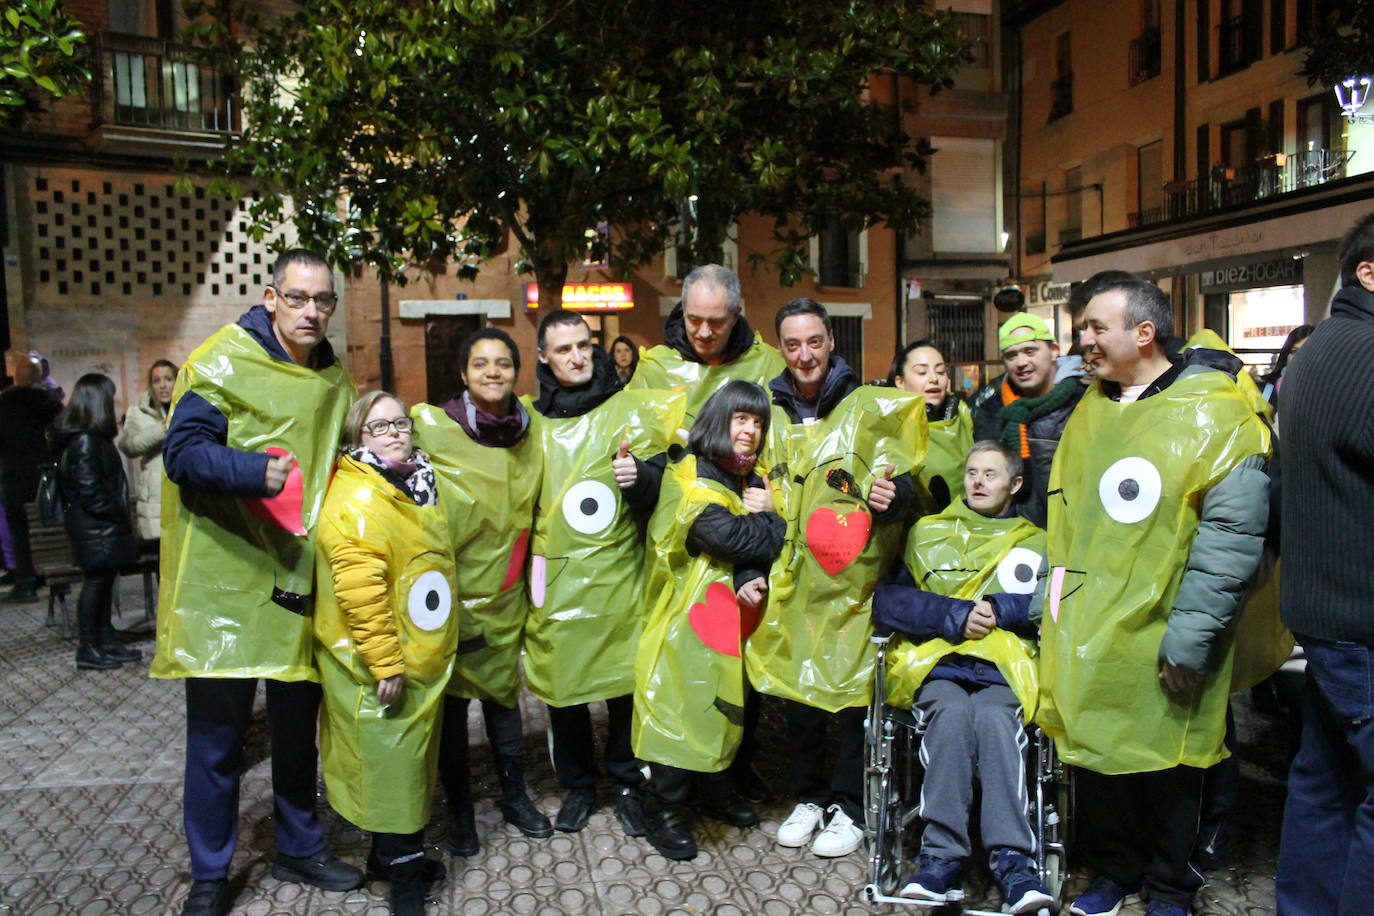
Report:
153,249,360,916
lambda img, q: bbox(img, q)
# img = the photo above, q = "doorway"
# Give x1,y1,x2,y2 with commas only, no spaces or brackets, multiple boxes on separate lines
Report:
425,314,481,405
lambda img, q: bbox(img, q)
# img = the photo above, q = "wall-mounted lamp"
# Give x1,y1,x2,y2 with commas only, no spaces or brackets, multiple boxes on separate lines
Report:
1334,77,1374,123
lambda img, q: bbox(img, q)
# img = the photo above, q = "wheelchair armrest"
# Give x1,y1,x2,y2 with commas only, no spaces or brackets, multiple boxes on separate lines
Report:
870,625,894,644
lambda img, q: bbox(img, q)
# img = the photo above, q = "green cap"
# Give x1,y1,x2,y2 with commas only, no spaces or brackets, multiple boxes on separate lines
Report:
998,313,1055,352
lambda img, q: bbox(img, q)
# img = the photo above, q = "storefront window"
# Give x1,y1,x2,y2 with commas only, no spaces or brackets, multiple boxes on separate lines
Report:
1228,285,1304,368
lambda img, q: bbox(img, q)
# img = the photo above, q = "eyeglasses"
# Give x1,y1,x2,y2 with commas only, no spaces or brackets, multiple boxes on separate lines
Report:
271,286,339,314
362,417,413,437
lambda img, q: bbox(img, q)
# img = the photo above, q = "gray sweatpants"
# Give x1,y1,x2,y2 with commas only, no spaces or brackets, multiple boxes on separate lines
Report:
913,679,1035,860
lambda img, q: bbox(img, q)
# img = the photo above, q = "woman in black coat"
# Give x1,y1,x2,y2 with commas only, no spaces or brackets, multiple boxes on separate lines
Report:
52,373,139,670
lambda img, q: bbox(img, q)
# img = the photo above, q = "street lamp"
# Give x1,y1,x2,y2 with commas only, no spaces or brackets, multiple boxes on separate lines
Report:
1334,76,1374,124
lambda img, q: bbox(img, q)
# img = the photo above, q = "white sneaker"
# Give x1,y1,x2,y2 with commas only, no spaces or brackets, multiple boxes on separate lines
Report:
811,804,863,857
775,802,825,847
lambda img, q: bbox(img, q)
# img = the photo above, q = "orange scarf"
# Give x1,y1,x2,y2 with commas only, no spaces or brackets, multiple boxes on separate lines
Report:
1000,378,1031,459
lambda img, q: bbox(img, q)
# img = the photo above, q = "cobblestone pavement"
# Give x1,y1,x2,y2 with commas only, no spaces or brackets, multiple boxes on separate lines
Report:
0,582,1286,914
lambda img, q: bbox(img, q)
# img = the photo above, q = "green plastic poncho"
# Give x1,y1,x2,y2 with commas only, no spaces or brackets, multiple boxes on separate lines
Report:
524,389,687,707
152,324,355,681
1038,371,1272,774
1184,329,1274,422
627,335,785,422
746,387,928,712
885,498,1043,717
634,456,758,773
410,403,542,708
314,457,459,834
916,398,974,515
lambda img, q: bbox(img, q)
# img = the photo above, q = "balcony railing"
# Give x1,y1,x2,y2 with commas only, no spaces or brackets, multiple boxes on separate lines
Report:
1048,73,1073,122
1129,28,1161,85
1217,14,1258,75
93,32,236,134
1126,148,1353,230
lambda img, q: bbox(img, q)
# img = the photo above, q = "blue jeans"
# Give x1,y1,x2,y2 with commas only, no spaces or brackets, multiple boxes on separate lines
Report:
1277,636,1374,915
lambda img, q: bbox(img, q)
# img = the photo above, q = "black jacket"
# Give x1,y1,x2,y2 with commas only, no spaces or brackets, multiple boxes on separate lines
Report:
53,427,138,572
0,385,62,502
662,302,759,365
770,357,917,526
533,345,665,523
684,456,786,589
970,374,1084,528
1279,284,1374,644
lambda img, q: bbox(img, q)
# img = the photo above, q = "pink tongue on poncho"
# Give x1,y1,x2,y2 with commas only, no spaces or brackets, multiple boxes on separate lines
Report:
246,447,306,536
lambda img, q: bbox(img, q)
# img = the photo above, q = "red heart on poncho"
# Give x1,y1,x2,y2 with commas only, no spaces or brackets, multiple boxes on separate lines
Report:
806,506,870,576
689,581,743,658
245,447,306,536
500,528,530,591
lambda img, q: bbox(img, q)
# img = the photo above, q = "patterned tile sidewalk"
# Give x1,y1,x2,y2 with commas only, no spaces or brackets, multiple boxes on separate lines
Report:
0,581,1285,914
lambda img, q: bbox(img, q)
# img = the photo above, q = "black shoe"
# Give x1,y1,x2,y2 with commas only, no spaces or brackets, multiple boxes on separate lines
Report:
1,585,37,604
613,785,648,837
445,801,480,857
644,808,698,861
181,879,231,916
75,642,122,671
696,787,759,828
496,756,554,838
555,787,596,833
271,851,365,891
99,631,143,664
730,762,774,804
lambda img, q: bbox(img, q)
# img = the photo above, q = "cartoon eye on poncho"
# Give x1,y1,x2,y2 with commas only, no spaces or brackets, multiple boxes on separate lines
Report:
745,387,927,713
522,389,687,708
1037,371,1272,774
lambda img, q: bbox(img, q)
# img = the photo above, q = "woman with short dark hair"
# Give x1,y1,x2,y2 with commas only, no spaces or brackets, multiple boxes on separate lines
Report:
611,335,639,385
633,379,785,860
52,373,140,670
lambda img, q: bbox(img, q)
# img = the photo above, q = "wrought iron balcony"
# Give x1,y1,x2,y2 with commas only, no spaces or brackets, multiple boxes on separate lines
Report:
1129,28,1161,85
92,32,236,134
1127,148,1354,230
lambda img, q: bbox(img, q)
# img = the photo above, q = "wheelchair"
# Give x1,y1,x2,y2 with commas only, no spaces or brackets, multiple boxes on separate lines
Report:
861,634,1069,913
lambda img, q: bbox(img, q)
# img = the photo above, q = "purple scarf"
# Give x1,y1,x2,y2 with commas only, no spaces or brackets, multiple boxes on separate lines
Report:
443,391,529,448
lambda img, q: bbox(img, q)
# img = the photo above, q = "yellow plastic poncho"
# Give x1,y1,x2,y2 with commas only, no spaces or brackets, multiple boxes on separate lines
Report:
746,387,927,712
1038,370,1272,774
152,324,355,681
634,456,760,773
1184,329,1274,422
314,456,459,834
885,498,1044,717
524,389,687,707
627,335,785,422
916,398,974,515
410,403,542,708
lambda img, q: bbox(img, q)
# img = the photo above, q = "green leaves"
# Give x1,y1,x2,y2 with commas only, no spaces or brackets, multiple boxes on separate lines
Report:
0,0,90,128
203,0,968,292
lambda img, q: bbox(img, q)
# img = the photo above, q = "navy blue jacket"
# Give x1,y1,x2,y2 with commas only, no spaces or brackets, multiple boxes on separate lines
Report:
163,305,338,498
872,564,1037,689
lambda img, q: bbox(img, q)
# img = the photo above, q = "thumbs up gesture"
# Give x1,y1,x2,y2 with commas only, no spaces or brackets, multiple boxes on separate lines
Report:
742,474,774,514
612,439,638,489
867,463,897,513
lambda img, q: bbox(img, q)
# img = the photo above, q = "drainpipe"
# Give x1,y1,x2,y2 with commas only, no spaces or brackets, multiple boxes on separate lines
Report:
379,274,393,391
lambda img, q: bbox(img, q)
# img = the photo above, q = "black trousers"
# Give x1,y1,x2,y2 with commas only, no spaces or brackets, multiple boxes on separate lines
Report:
3,497,35,586
1074,765,1206,906
371,829,424,866
76,569,116,636
784,699,866,821
183,678,325,880
547,694,643,790
438,695,525,805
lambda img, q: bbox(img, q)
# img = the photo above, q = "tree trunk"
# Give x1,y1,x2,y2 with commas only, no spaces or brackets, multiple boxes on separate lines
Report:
532,233,568,312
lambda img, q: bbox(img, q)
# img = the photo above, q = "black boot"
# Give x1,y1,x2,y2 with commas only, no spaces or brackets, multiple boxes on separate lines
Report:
445,797,479,857
496,756,553,838
76,629,121,670
388,856,427,916
100,627,143,664
644,807,698,861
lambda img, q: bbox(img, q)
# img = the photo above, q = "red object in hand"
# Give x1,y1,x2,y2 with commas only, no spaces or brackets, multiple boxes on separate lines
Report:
246,447,306,536
689,581,745,658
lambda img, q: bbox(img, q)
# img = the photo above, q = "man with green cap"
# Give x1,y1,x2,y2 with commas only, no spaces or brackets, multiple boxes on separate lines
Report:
970,312,1083,527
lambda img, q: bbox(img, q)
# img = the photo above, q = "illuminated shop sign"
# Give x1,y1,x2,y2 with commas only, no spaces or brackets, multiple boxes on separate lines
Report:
525,281,634,311
1200,258,1302,293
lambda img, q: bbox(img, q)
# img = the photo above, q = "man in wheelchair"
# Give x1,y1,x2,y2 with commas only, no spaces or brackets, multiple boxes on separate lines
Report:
871,440,1053,914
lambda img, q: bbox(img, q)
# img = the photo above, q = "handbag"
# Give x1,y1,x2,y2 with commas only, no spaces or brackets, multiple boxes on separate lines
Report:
37,462,64,527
